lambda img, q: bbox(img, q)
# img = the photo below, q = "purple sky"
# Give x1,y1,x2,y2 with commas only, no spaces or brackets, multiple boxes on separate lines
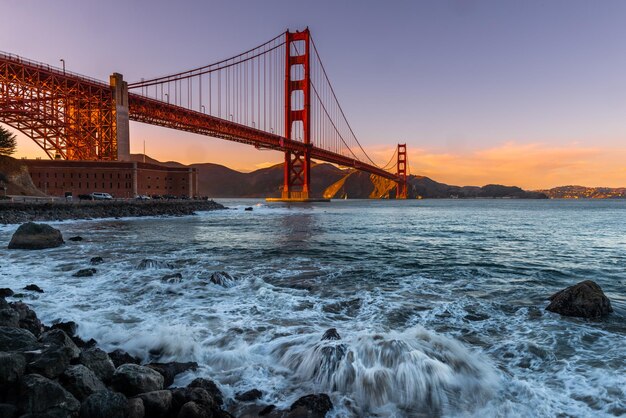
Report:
3,0,626,187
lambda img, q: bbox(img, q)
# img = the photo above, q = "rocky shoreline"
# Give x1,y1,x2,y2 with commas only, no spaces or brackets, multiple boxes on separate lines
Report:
0,292,334,418
0,200,225,224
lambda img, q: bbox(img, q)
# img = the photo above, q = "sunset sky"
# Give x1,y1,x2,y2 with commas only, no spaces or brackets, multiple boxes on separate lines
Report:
2,0,626,189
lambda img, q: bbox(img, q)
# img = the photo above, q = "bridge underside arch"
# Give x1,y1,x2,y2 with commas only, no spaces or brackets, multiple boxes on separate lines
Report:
0,57,118,160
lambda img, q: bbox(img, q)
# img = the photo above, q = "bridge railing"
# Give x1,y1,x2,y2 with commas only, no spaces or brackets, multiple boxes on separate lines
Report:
0,51,109,88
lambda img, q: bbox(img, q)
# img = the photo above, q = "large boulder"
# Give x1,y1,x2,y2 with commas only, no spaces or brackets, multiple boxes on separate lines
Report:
546,280,613,318
188,378,223,407
177,401,210,418
0,298,19,327
8,222,64,250
9,301,44,336
0,352,26,387
60,364,107,401
79,347,116,383
289,394,333,418
136,390,173,418
108,348,141,368
171,387,216,416
125,398,145,418
146,361,198,387
79,390,127,418
111,363,164,396
0,326,39,351
28,329,81,379
18,374,80,416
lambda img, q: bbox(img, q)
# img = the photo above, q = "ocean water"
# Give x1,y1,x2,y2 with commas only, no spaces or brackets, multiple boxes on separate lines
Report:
1,199,625,417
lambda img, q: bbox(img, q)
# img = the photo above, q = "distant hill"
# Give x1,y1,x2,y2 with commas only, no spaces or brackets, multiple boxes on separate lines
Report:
129,154,549,199
535,185,626,199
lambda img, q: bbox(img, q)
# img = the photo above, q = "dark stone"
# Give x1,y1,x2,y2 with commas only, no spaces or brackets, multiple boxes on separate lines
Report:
111,363,164,396
72,336,98,349
90,257,104,265
40,329,81,358
73,268,97,278
0,403,17,418
125,398,145,418
68,236,83,242
79,390,127,418
546,280,613,318
209,271,236,287
23,284,43,293
137,259,174,270
146,362,198,388
259,405,276,416
0,352,26,386
8,302,43,336
136,390,172,418
0,302,19,327
108,349,141,368
321,328,341,341
60,364,106,401
171,387,216,417
8,222,64,250
162,273,183,284
177,401,210,418
50,321,77,337
18,374,80,416
289,394,332,417
188,378,223,406
322,298,362,316
244,207,253,211
235,389,263,402
0,288,14,297
79,347,116,383
0,326,39,351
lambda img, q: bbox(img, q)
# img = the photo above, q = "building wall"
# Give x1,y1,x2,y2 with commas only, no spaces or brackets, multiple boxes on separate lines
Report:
24,160,197,198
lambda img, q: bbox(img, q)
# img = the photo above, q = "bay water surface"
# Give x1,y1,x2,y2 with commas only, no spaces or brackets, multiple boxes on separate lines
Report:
1,199,624,417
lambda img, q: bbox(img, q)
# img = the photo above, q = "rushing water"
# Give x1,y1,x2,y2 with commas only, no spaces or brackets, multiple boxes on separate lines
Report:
1,199,625,417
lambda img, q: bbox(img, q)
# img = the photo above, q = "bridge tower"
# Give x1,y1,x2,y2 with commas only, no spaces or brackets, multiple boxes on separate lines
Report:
282,29,312,200
396,143,408,199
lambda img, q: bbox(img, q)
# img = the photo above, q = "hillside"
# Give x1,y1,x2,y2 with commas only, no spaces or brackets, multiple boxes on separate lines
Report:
0,156,45,196
536,185,626,199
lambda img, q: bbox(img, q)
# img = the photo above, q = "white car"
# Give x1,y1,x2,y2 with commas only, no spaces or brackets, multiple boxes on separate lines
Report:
90,192,113,200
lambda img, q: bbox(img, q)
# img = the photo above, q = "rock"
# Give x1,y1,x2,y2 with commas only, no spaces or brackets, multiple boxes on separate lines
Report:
235,389,263,402
108,349,141,368
73,268,97,278
90,256,104,265
79,347,116,383
40,329,81,358
18,374,80,416
125,398,145,418
0,352,26,386
188,378,223,406
79,390,127,418
244,207,253,211
23,284,44,293
72,336,98,349
146,362,198,387
0,404,17,418
162,273,183,284
289,394,332,417
137,259,174,270
546,280,613,318
60,364,106,401
8,222,64,250
111,363,164,396
8,302,43,336
136,390,173,418
68,236,83,242
258,405,276,416
50,321,77,337
0,288,13,297
0,298,19,327
171,387,215,413
177,401,210,418
209,271,236,287
321,328,341,341
0,326,39,351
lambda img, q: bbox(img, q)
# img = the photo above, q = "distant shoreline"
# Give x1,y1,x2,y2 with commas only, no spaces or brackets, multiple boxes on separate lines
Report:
0,200,225,224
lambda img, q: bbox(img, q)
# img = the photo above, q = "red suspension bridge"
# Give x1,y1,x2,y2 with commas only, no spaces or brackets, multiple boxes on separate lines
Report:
0,28,408,200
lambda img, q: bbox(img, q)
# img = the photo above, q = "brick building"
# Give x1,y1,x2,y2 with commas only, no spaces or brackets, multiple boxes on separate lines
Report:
24,160,198,198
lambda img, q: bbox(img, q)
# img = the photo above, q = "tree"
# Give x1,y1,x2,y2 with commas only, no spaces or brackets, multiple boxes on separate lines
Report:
0,126,17,156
